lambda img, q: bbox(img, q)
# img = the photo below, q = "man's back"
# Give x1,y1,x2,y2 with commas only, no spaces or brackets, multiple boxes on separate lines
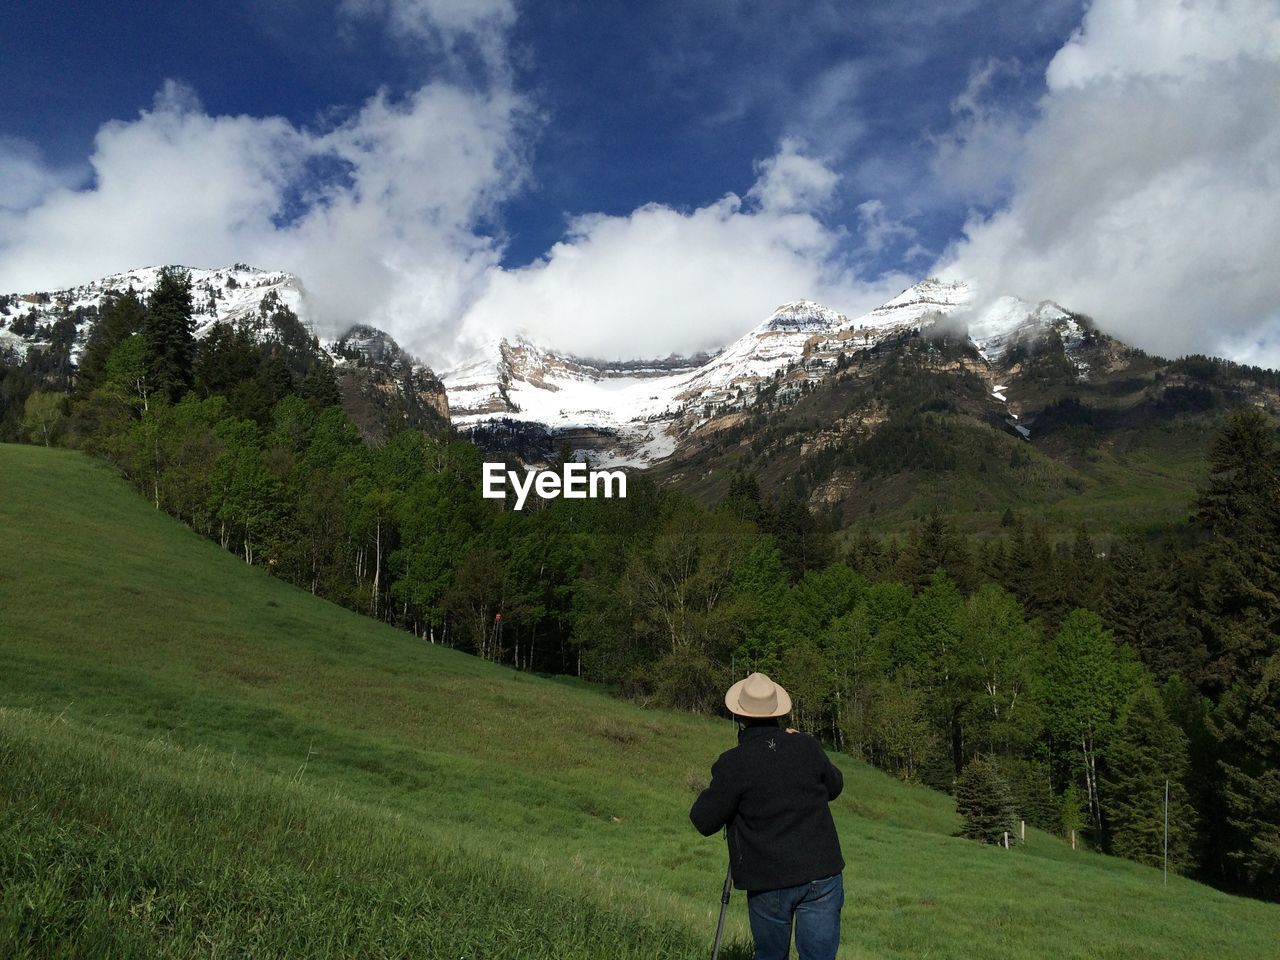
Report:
689,721,844,891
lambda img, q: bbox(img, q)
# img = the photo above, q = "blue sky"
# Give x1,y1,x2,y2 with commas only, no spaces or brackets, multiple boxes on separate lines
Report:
2,0,1278,366
1,0,1078,270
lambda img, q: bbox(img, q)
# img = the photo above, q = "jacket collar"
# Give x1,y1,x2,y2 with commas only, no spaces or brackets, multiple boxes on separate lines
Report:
738,720,781,744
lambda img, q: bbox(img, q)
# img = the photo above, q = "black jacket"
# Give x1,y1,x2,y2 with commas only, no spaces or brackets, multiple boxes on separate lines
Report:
689,721,844,892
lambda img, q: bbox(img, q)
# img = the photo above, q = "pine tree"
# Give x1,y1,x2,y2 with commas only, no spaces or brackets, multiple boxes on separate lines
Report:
194,321,258,401
1210,653,1280,897
883,535,902,573
956,756,1018,844
255,349,296,418
77,288,145,396
1191,407,1280,694
976,535,1008,587
144,267,195,403
763,494,831,581
848,527,886,581
722,470,763,522
895,506,972,591
1025,522,1068,629
1162,677,1223,875
300,360,342,410
1194,406,1279,532
1102,535,1205,683
1065,523,1100,612
1003,757,1058,832
1000,517,1033,604
1100,685,1196,872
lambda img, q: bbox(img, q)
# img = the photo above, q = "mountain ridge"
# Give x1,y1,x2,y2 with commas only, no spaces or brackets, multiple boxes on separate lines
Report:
443,279,1097,466
0,264,450,444
6,263,1276,506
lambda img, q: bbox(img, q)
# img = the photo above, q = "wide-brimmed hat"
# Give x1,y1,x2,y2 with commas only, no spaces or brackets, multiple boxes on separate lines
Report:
725,672,792,718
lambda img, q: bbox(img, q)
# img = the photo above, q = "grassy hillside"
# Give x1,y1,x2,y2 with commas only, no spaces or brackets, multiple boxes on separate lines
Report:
1,443,1276,958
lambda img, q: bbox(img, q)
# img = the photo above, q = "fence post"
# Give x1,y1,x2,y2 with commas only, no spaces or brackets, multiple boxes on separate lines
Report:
1020,820,1025,842
1164,779,1169,887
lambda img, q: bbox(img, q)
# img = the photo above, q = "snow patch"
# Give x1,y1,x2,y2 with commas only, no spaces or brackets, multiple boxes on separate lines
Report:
444,279,1089,465
2,264,308,365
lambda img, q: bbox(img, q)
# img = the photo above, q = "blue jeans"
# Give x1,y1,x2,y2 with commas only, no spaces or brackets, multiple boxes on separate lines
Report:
746,873,843,960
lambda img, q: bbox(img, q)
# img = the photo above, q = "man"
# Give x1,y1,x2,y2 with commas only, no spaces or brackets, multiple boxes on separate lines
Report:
689,672,845,960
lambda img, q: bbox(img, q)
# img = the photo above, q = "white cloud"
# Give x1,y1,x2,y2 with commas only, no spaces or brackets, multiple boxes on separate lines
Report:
746,137,840,214
1045,0,1280,88
0,137,88,213
340,0,515,39
339,0,516,74
274,82,528,350
0,0,528,365
0,5,908,371
929,58,1028,205
0,86,900,369
855,199,917,256
0,82,308,289
0,78,528,360
455,142,911,361
940,0,1280,364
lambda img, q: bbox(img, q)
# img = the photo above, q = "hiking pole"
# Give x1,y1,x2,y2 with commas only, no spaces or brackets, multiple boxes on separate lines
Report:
711,851,732,960
711,668,738,960
711,665,742,957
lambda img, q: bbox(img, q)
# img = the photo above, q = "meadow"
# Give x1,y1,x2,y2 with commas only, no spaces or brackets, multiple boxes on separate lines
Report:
1,443,1276,958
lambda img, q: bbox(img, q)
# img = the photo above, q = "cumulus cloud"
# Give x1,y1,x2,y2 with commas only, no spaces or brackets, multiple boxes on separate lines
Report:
0,0,528,364
263,82,527,349
0,79,905,368
455,140,911,361
0,85,903,369
0,82,309,288
2,1,975,370
939,0,1280,364
745,138,840,214
0,78,528,359
0,137,88,213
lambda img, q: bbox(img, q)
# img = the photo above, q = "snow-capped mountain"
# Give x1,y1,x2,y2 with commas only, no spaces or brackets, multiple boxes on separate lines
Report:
1,262,428,371
0,264,449,442
0,264,305,364
443,278,1092,466
3,264,1097,464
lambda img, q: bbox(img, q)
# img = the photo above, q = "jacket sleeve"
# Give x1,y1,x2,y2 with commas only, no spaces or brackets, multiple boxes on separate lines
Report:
820,746,844,801
689,755,741,836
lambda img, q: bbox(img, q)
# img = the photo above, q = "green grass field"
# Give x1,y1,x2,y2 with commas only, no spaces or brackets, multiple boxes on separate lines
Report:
1,443,1276,958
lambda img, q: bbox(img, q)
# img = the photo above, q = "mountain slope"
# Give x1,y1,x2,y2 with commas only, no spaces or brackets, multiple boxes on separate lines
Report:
655,308,1280,538
0,264,306,363
0,264,449,442
2,442,1278,958
443,279,1104,467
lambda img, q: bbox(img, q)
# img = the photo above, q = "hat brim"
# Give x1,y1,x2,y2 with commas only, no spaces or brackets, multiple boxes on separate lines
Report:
724,676,792,718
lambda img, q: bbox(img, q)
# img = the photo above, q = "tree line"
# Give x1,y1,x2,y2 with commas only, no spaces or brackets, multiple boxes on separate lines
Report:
3,268,1277,900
